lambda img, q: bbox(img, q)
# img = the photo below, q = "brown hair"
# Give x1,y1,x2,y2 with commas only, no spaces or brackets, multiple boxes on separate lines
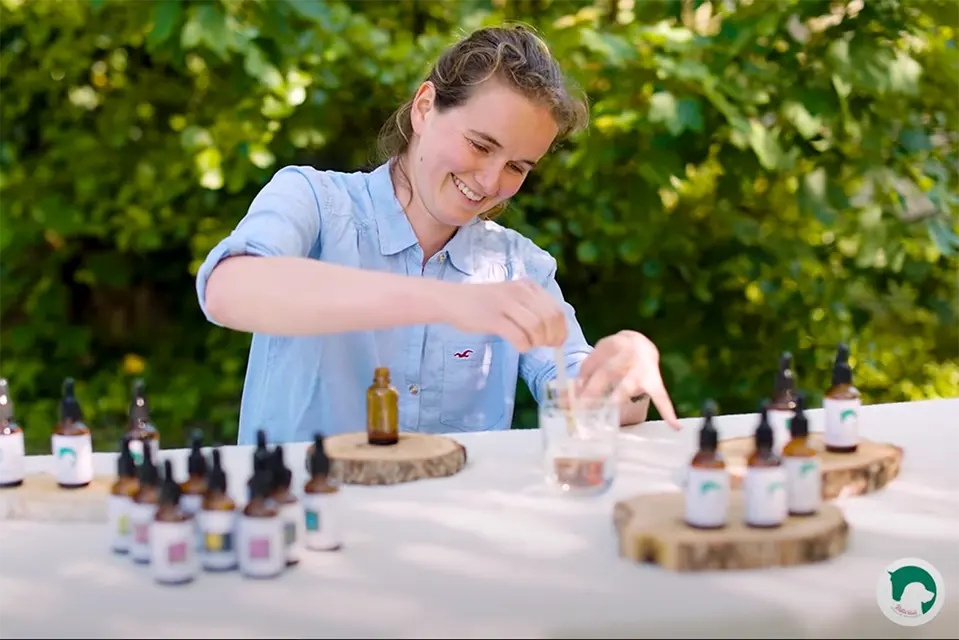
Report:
376,24,590,219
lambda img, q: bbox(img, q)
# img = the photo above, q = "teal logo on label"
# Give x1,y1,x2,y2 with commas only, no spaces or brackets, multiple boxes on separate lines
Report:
130,447,144,465
699,480,722,496
768,481,785,494
800,461,817,476
876,558,944,627
57,447,77,467
840,409,857,422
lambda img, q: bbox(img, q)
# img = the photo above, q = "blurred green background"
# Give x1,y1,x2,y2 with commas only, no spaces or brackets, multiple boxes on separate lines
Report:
1,0,957,454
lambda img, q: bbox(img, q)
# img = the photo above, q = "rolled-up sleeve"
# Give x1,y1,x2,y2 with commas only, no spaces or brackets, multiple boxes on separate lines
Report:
195,167,323,325
517,247,593,405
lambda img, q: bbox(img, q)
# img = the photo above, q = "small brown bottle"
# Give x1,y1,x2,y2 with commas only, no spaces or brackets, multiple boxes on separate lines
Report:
125,379,160,465
52,378,94,489
782,393,822,516
238,467,285,579
367,367,399,446
0,378,26,489
823,344,861,454
303,432,342,551
151,460,197,585
109,436,140,554
130,443,161,564
199,448,238,572
743,403,788,528
683,401,730,529
179,430,208,517
269,445,304,566
767,352,797,455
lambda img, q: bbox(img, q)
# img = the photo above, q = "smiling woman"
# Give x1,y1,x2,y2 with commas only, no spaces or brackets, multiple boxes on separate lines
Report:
196,24,681,445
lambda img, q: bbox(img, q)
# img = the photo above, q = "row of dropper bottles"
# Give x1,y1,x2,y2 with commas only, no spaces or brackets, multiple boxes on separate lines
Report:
0,377,160,490
109,429,340,585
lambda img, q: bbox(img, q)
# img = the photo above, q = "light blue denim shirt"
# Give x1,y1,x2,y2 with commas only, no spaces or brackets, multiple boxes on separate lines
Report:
195,161,593,445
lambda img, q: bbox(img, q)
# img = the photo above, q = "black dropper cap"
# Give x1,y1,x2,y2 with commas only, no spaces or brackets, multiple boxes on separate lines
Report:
187,429,207,478
249,466,273,501
59,377,85,423
0,378,14,424
754,401,774,452
774,352,796,398
790,392,809,438
253,430,269,469
159,460,182,507
309,432,331,477
207,448,228,494
117,436,137,478
271,445,291,491
129,379,150,422
698,400,719,452
830,343,853,386
137,437,159,486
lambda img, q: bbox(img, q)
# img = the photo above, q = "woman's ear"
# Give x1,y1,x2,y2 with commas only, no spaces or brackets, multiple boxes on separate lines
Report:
410,81,436,136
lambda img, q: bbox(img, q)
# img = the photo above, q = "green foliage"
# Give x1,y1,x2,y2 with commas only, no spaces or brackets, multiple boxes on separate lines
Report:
1,0,956,453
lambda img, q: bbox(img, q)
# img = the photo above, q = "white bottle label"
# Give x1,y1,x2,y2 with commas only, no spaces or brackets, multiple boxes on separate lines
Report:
824,397,860,448
684,467,730,528
108,494,133,553
0,431,25,485
198,509,238,571
151,520,198,585
237,515,285,578
130,500,157,563
51,433,94,486
127,438,160,466
302,492,342,551
767,410,793,455
279,501,305,564
744,466,788,527
784,456,821,515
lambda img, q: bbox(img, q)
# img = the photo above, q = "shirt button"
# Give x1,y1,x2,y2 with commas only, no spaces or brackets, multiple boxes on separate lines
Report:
409,384,419,395
437,252,447,263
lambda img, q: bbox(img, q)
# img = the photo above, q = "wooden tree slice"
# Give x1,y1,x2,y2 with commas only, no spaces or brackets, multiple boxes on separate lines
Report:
308,432,468,486
0,473,111,523
717,434,903,500
613,491,849,572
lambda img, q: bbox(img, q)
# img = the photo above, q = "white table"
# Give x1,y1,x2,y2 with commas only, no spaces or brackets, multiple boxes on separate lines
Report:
1,398,957,639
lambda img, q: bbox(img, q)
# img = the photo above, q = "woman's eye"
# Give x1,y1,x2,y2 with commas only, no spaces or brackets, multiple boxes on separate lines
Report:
468,139,488,154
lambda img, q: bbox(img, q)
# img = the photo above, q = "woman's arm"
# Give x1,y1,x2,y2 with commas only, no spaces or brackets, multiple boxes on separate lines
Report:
196,166,454,336
204,255,452,336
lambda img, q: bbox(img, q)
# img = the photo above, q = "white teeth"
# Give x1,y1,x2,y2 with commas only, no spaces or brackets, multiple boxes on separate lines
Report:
452,175,483,202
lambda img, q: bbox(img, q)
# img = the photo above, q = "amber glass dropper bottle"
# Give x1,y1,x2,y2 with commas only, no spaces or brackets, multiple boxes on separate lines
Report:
0,378,25,489
180,429,208,517
367,367,399,446
683,400,730,530
303,432,342,551
782,393,822,516
151,460,197,585
109,436,140,554
130,443,161,564
238,466,285,579
52,378,95,489
743,402,788,529
125,379,160,465
199,448,238,572
269,445,304,566
824,344,861,454
767,352,797,455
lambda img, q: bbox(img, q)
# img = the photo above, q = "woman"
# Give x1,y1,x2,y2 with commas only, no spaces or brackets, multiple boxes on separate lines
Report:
196,25,682,445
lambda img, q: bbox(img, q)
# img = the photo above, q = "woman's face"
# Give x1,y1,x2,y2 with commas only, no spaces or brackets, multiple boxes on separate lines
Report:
407,78,558,228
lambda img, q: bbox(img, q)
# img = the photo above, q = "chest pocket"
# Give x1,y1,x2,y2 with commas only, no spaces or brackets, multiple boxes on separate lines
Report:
439,338,505,431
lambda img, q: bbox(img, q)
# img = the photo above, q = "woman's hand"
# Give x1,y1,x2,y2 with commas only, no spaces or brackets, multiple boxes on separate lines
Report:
576,330,682,430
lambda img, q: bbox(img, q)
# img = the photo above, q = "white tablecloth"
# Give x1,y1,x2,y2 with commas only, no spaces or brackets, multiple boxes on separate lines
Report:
1,398,957,639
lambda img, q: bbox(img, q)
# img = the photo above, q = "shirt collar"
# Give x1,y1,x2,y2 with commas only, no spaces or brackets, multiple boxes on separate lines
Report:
367,160,476,275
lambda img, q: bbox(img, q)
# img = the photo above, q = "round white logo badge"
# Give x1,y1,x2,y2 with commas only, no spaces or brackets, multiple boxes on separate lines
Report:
876,557,945,627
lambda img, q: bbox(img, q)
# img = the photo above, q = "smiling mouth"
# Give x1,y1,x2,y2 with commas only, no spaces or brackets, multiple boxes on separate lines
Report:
451,174,484,203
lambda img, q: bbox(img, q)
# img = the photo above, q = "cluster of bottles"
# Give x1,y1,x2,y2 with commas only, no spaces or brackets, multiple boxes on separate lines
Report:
110,429,341,585
765,345,862,455
0,377,159,489
683,343,862,530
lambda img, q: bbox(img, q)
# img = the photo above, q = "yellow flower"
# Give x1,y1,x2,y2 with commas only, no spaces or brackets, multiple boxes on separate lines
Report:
123,354,146,376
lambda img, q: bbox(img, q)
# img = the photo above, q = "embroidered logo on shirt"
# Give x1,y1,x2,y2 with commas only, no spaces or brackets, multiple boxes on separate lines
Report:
453,349,473,359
